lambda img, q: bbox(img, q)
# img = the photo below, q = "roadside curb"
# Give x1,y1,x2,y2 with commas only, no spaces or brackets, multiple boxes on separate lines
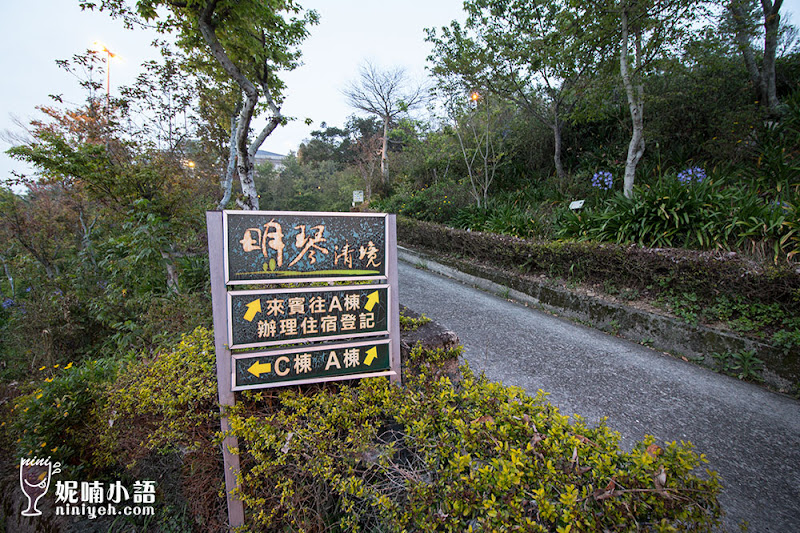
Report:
398,245,799,393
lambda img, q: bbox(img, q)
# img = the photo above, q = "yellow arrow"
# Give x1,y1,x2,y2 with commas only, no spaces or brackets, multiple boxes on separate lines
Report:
247,361,272,377
364,347,377,366
243,299,262,322
364,291,380,312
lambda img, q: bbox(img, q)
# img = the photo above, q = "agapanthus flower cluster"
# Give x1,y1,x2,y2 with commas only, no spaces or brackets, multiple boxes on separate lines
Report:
677,166,706,185
591,170,613,190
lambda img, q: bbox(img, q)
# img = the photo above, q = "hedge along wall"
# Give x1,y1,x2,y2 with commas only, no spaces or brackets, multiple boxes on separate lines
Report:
397,217,800,316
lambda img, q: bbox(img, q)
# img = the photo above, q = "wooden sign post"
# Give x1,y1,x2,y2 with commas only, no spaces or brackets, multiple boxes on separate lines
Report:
206,210,401,529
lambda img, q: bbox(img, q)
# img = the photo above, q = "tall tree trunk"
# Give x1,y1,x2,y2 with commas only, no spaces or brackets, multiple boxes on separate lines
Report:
552,114,565,182
198,15,262,210
380,115,389,185
762,0,783,112
729,0,783,113
217,104,241,210
234,90,260,210
620,9,645,199
730,4,763,90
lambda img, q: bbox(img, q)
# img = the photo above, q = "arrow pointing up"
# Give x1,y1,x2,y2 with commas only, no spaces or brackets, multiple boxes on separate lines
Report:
247,361,272,377
364,347,378,366
364,291,380,312
243,299,262,322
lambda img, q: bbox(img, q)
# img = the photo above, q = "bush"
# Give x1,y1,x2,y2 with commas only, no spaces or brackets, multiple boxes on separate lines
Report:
96,326,225,530
452,201,543,239
557,178,735,249
556,171,798,263
375,180,472,224
96,326,219,466
4,358,120,475
397,216,800,330
227,365,721,532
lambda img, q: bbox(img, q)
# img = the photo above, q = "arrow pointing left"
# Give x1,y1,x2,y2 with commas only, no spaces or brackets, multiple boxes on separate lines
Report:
247,361,272,377
243,299,262,322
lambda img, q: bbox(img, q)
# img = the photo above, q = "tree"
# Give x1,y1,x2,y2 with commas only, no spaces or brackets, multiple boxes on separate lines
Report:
448,92,511,207
579,0,701,197
82,0,318,210
727,0,785,113
427,0,607,182
344,61,425,186
353,132,381,202
297,123,355,167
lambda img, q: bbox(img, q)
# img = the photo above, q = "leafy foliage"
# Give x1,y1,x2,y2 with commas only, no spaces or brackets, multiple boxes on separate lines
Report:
557,175,798,262
96,327,218,465
227,365,721,531
5,359,120,475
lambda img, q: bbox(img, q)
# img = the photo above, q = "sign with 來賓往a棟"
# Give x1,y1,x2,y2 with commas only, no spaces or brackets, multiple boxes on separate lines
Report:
224,211,387,284
227,284,389,350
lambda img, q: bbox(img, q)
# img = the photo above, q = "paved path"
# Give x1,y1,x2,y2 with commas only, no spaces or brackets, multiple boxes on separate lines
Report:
398,261,800,532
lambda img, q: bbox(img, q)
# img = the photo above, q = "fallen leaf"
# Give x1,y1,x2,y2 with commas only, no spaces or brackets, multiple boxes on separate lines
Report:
654,465,667,491
280,431,294,454
646,443,662,457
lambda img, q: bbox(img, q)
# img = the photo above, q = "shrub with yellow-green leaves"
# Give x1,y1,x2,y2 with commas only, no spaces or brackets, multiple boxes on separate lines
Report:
4,359,119,476
96,326,218,467
95,326,227,530
227,366,721,532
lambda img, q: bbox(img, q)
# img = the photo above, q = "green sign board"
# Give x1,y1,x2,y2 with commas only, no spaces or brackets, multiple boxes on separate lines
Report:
232,340,392,390
228,285,389,349
224,211,387,285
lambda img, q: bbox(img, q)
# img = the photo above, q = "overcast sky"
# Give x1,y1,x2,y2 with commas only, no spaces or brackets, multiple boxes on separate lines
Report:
1,0,798,185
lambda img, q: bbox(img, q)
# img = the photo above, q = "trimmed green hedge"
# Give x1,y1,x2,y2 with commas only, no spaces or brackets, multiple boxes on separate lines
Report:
397,216,800,317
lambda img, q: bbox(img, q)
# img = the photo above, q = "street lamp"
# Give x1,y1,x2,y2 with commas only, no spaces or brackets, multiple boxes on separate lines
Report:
92,41,116,109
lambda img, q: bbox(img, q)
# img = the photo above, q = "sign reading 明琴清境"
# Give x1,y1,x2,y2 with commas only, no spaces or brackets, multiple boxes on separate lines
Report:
207,209,400,528
224,211,387,285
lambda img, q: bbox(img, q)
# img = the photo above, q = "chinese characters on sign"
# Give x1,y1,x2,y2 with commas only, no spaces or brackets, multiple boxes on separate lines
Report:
233,340,391,390
224,212,387,284
216,211,398,391
228,285,389,349
207,210,400,527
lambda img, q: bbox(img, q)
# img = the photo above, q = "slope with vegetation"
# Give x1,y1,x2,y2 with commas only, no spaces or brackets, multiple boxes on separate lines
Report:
2,326,722,531
0,0,797,529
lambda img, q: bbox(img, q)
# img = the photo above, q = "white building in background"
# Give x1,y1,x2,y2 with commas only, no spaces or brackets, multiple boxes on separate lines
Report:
254,150,287,170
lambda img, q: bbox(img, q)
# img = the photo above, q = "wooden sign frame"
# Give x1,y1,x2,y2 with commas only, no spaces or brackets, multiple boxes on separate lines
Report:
206,210,401,530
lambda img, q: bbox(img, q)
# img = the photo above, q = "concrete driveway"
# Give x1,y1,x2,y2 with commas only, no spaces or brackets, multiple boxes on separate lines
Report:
399,260,800,532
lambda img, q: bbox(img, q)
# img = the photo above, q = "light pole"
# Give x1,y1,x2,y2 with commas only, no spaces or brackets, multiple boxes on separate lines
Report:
92,41,115,109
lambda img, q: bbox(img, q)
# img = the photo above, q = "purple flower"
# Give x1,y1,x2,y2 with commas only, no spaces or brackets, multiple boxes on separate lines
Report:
2,298,13,309
677,167,706,184
591,171,613,190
